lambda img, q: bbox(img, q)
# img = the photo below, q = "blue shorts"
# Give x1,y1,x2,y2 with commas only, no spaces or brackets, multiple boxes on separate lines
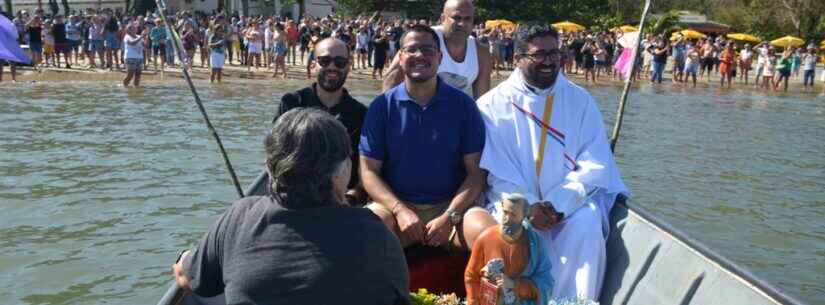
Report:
105,33,120,49
275,42,287,55
29,42,43,54
684,64,699,75
89,40,104,52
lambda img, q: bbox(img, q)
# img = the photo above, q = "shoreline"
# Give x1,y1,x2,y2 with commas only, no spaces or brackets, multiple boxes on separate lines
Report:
3,59,823,94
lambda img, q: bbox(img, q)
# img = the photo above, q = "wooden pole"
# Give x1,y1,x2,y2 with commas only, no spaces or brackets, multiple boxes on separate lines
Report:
610,0,652,152
153,0,244,198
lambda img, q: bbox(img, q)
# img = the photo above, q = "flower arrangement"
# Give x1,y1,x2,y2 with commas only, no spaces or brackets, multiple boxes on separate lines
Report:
409,288,598,305
409,289,464,305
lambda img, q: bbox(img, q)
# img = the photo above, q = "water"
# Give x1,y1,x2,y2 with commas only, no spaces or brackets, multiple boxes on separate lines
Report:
1,79,823,305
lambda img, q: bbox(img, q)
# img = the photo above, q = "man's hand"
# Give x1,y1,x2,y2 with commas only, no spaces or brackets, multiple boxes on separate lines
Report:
424,213,452,246
529,202,561,231
171,250,192,293
500,275,515,290
395,205,425,244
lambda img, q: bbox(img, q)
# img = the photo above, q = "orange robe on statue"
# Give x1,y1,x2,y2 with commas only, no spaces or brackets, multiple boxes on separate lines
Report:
464,226,538,305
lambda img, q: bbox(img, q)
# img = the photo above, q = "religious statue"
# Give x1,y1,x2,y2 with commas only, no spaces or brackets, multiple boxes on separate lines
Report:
464,193,554,305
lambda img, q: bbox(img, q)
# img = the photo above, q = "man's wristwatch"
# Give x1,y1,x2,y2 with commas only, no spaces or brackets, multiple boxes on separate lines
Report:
445,207,462,226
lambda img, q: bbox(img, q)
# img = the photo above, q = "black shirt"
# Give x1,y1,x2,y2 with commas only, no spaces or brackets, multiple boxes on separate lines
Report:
52,22,67,43
28,26,42,44
274,84,368,188
183,196,410,305
653,47,668,63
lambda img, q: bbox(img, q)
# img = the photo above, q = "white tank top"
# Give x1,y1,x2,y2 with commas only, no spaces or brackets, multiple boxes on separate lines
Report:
432,26,479,97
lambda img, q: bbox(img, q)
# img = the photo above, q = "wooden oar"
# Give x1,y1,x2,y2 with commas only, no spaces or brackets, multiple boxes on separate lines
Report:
610,0,652,152
153,0,244,304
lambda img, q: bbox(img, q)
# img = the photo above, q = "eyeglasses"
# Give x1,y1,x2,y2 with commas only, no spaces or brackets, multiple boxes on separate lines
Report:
317,56,348,69
401,45,438,56
520,49,562,62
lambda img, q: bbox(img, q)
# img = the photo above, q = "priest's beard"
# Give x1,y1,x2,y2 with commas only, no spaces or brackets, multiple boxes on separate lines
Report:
523,62,559,89
501,222,524,243
317,69,347,91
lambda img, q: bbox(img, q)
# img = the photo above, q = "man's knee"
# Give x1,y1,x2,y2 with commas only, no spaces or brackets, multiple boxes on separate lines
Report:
564,203,605,243
461,207,497,248
366,202,397,230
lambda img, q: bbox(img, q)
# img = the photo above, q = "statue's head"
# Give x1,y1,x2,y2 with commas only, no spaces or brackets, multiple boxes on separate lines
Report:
501,193,529,244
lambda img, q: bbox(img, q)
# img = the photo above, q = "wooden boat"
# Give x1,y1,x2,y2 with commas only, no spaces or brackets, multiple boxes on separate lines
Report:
158,172,808,305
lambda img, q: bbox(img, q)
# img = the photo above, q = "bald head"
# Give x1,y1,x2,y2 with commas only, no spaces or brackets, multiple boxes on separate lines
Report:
315,37,350,58
443,0,474,13
441,0,474,40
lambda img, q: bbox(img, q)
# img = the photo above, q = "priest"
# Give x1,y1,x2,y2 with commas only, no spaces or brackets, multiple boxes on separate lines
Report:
477,24,629,301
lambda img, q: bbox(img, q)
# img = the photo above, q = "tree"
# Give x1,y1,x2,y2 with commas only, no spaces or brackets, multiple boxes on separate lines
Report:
4,0,12,16
61,0,70,15
47,0,58,16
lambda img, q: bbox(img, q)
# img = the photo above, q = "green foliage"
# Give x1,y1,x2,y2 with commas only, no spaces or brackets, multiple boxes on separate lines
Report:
410,288,439,305
646,11,680,36
590,15,625,33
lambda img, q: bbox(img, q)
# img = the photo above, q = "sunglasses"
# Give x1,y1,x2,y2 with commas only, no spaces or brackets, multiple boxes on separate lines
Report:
317,56,348,69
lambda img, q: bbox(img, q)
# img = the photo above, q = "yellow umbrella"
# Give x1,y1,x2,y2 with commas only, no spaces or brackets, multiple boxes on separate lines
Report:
678,29,707,39
770,35,805,48
485,19,517,32
552,21,585,33
726,33,761,43
612,25,637,33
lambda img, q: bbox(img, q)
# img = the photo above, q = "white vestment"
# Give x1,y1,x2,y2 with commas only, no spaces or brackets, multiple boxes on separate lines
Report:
478,70,630,301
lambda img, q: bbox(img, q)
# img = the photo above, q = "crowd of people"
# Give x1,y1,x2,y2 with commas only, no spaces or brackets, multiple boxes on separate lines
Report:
3,7,822,93
479,27,823,93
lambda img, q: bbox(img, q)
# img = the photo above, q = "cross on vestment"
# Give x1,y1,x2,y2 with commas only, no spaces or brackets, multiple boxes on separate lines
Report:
531,94,556,204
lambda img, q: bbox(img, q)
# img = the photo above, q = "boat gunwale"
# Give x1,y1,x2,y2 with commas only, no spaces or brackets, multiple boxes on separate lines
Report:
617,198,809,305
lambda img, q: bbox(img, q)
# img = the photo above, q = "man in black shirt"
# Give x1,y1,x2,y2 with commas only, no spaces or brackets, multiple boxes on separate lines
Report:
52,15,71,68
273,37,368,205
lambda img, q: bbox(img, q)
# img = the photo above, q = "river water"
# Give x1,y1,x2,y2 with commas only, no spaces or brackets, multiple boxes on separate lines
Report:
1,79,823,305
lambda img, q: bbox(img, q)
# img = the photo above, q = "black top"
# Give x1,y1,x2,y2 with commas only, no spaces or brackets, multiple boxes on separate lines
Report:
653,47,668,63
28,26,42,44
373,39,389,60
52,22,67,43
105,18,118,32
274,84,368,188
183,195,410,305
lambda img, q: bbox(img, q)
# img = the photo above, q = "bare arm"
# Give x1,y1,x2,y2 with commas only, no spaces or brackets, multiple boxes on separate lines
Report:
361,155,425,242
359,155,403,210
474,40,492,99
381,52,404,91
446,152,485,213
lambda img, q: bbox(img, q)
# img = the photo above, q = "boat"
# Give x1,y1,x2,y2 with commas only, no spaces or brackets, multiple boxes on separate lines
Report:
158,172,808,305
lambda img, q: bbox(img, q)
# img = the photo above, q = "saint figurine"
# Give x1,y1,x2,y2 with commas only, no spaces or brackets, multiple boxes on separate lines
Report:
465,193,554,305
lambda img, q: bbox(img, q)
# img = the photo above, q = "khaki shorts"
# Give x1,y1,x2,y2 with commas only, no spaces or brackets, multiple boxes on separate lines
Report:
367,199,485,247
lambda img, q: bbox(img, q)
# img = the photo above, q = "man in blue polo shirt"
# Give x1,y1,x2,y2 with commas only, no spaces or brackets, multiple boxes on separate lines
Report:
360,25,496,251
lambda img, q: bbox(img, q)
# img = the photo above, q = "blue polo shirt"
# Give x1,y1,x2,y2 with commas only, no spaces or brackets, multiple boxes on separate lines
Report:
359,78,485,205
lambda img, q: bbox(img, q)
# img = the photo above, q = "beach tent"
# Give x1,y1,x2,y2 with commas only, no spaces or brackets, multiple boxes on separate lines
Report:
726,33,761,43
552,21,585,33
612,25,638,33
770,36,805,48
484,19,517,33
0,14,32,64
